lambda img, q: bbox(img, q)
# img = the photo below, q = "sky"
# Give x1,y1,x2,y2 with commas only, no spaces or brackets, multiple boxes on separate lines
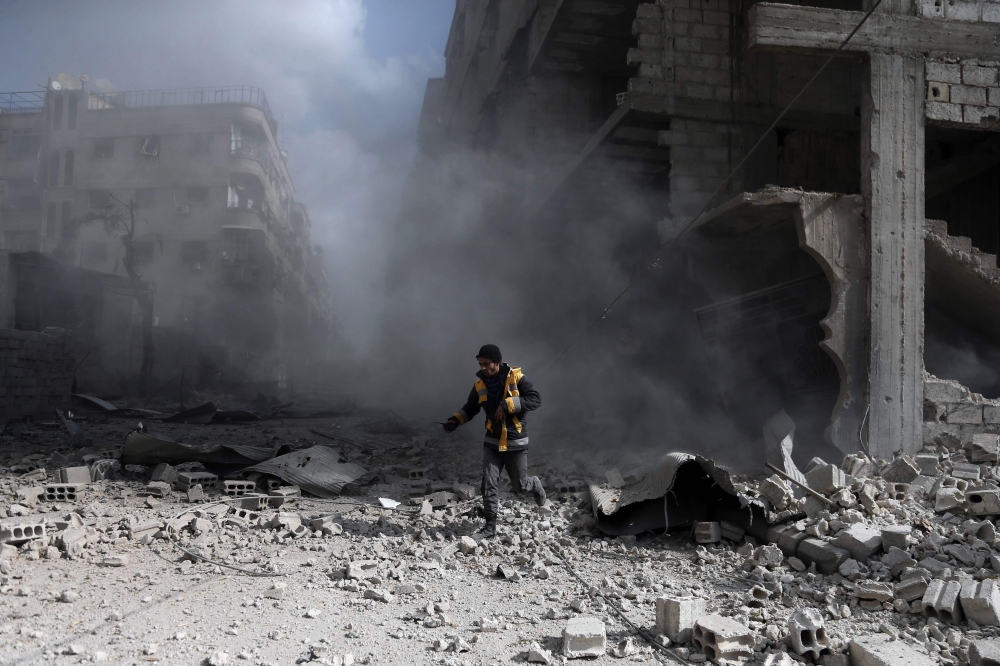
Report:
0,0,455,351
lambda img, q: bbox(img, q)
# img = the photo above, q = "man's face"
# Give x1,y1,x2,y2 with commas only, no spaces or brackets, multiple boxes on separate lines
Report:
477,357,501,377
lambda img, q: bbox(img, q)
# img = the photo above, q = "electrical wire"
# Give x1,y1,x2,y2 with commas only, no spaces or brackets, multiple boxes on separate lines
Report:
537,0,887,372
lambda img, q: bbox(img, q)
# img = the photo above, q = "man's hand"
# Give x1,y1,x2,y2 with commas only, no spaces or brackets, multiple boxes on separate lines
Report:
443,418,459,433
494,404,505,424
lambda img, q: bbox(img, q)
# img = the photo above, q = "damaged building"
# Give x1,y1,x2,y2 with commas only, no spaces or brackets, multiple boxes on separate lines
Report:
418,0,1000,461
0,80,333,396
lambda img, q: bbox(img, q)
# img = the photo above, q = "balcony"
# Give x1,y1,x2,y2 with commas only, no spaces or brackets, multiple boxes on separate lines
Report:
0,91,45,114
231,138,274,175
87,85,276,131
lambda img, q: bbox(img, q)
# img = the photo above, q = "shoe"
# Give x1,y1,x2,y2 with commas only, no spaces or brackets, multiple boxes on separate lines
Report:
477,518,497,540
532,482,547,507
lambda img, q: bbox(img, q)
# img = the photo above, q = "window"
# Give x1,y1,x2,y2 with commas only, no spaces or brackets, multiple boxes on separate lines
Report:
67,93,78,130
82,241,108,266
3,178,42,212
60,202,73,233
135,188,156,208
227,173,263,210
8,129,41,159
186,187,209,205
89,190,111,209
63,151,74,186
138,135,160,157
52,93,63,130
223,229,252,262
181,241,208,269
131,240,155,265
191,133,213,155
46,202,57,236
93,137,115,158
48,151,60,188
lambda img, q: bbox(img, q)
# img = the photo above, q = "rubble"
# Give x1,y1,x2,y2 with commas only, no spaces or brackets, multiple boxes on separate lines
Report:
561,616,606,658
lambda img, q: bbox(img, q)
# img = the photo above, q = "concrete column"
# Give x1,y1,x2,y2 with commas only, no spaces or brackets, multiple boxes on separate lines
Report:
861,53,925,457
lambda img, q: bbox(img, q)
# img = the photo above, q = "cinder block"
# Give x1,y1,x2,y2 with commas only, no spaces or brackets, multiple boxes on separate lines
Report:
966,489,1000,515
833,524,882,561
150,463,177,484
964,65,999,87
970,638,1000,666
145,481,171,497
961,579,1000,626
882,455,919,483
985,405,1000,424
222,480,255,496
914,453,939,475
841,454,873,479
694,521,721,543
881,526,911,551
239,496,268,511
849,635,936,666
0,521,45,544
269,486,301,508
806,463,848,494
922,579,964,623
797,538,850,575
58,467,91,484
968,434,1000,461
562,616,606,659
174,471,218,491
655,595,705,643
895,576,929,602
692,615,753,662
786,608,829,659
927,81,951,102
952,462,981,480
43,484,81,502
949,404,984,424
766,524,808,556
964,104,997,126
853,581,893,602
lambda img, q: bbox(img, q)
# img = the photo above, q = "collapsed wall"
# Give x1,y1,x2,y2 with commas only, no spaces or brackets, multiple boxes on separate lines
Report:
0,327,73,422
924,371,1000,449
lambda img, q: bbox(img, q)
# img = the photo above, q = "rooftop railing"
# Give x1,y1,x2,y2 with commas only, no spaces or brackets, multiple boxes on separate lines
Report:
0,91,45,114
86,86,275,128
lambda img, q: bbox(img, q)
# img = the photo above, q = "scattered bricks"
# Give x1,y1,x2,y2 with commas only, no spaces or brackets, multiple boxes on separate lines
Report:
952,462,982,480
692,615,753,663
936,486,965,512
43,484,81,502
961,579,1000,626
0,521,45,545
949,403,984,424
561,616,606,659
719,521,744,542
222,480,255,496
101,554,129,567
268,486,301,508
145,481,171,498
786,608,830,659
694,522,721,544
58,467,91,484
969,434,1000,462
766,524,808,556
970,639,1000,666
881,455,919,483
832,524,882,561
849,634,936,666
806,463,848,495
754,544,784,568
881,525,911,551
175,471,218,491
923,579,964,623
150,463,177,485
915,453,939,475
797,538,850,575
655,595,705,642
895,576,930,603
239,496,268,511
453,484,477,500
966,489,1000,515
346,560,378,580
853,581,894,603
759,475,794,510
842,454,873,479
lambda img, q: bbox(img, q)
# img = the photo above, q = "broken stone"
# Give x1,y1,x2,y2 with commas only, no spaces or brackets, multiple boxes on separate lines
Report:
526,641,553,664
952,462,982,480
832,523,882,561
655,595,705,643
145,481,171,498
961,579,1000,627
849,635,935,666
786,608,830,659
970,639,1000,666
881,455,920,483
880,525,911,551
753,544,784,568
968,434,1000,463
759,475,794,510
561,616,606,659
459,536,477,554
806,463,848,495
797,538,850,575
853,581,893,603
496,563,521,581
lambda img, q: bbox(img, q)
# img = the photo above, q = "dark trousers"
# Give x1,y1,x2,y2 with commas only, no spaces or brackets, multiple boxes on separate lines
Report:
481,445,542,519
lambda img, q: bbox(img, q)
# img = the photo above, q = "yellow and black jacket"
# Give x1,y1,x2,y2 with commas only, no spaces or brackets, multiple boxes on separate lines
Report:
451,363,541,451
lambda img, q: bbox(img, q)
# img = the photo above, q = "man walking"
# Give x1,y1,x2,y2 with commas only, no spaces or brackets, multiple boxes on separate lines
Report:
443,344,546,538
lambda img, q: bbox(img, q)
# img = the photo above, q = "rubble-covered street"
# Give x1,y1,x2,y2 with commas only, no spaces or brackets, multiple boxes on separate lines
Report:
3,401,1000,666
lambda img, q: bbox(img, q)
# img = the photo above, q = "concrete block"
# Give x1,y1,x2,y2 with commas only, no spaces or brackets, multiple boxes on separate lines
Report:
914,453,939,475
922,579,964,623
175,471,217,490
806,463,848,494
949,404,984,424
833,524,882,561
961,579,1000,626
853,581,893,602
346,560,378,580
936,486,965,512
759,475,794,509
655,595,705,643
970,639,1000,666
849,635,936,666
269,486,301,508
561,616,606,659
927,62,963,84
719,521,744,542
881,456,919,483
881,546,916,575
0,521,45,544
222,480,255,496
895,577,929,602
150,463,177,485
926,101,963,122
927,81,951,102
952,462,981,480
754,544,784,567
797,538,850,575
968,434,1000,462
985,405,1000,424
43,484,81,502
881,526,911,551
964,65,999,86
966,489,1000,515
692,615,753,662
58,467,91,484
765,525,808,556
694,522,721,543
786,608,829,659
187,484,206,503
145,481,171,498
984,3,1000,22
842,454,873,479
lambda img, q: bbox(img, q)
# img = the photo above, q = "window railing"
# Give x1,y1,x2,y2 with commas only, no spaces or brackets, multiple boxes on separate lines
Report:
231,138,274,173
0,91,45,114
87,86,275,128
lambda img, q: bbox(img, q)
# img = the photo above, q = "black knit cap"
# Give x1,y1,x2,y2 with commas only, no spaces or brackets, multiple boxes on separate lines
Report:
476,344,502,363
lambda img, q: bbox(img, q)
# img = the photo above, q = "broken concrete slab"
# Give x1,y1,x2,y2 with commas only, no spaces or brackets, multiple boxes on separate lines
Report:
849,635,935,666
961,579,1000,627
561,616,606,658
832,523,882,561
